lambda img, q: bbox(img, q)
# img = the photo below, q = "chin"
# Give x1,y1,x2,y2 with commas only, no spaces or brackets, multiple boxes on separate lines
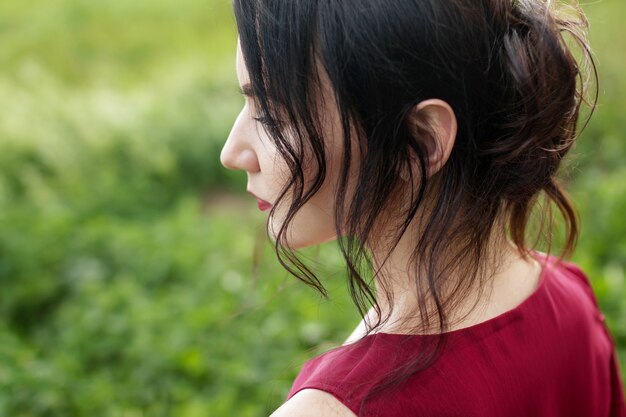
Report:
268,214,336,250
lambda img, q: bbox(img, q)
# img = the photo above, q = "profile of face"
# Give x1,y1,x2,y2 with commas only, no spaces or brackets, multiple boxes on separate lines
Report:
220,38,457,251
220,39,347,250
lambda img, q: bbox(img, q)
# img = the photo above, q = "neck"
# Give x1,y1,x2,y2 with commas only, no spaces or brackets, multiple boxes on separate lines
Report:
364,224,541,336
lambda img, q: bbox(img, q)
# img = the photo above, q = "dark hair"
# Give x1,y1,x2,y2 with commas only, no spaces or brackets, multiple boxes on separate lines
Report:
233,0,597,414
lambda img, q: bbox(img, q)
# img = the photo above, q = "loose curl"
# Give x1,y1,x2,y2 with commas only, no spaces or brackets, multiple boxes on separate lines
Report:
233,0,597,415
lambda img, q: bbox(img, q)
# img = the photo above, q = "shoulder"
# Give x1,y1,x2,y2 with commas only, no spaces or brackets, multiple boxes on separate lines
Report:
551,257,601,306
270,388,358,417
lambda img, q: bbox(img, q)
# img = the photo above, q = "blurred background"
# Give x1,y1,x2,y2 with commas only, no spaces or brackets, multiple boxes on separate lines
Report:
0,0,623,415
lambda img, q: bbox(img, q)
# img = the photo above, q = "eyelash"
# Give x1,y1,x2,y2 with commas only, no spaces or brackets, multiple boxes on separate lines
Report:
253,115,272,125
253,114,282,129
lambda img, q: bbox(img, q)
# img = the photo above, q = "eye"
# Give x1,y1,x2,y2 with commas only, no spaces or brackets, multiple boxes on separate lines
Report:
253,113,283,129
252,115,272,125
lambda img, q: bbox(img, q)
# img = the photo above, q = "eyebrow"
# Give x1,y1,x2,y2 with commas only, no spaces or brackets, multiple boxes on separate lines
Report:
238,83,255,98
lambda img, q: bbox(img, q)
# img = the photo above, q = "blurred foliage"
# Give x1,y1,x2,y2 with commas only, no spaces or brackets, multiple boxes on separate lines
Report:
0,0,623,415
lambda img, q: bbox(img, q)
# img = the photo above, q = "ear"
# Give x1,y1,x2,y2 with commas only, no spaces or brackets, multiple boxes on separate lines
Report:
402,98,457,180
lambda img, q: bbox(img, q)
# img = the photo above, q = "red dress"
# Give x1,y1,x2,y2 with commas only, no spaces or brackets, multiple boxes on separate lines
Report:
286,254,626,416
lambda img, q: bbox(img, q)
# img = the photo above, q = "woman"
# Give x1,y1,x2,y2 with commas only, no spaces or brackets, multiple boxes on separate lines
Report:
220,0,626,416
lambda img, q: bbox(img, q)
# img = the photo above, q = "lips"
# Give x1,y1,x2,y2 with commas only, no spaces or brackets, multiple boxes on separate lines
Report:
248,190,273,211
256,199,272,211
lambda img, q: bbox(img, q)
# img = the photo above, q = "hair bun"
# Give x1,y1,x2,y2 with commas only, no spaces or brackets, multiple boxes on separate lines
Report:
478,0,591,201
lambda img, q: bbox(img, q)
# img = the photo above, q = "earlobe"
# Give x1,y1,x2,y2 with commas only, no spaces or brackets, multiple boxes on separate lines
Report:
405,98,458,179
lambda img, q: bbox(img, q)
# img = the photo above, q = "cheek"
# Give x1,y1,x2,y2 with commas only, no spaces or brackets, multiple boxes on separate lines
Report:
263,116,354,249
255,130,292,193
268,196,337,249
265,149,338,249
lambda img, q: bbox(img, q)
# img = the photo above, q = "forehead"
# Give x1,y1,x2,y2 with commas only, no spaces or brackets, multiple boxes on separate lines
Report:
234,37,337,111
235,39,249,86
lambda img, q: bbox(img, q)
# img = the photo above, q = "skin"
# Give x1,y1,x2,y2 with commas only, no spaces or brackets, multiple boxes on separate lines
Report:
221,38,542,416
220,39,348,249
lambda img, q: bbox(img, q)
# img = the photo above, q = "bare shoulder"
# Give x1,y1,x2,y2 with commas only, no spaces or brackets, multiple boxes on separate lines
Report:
270,389,357,417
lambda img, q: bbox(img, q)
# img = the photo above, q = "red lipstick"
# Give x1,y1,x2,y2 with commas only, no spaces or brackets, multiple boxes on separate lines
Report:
248,191,273,211
256,199,272,211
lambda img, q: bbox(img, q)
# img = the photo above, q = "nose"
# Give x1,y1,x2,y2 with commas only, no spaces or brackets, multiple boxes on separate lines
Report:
220,112,261,173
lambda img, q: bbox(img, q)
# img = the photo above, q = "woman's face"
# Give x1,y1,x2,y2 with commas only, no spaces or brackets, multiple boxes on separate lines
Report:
220,39,354,249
